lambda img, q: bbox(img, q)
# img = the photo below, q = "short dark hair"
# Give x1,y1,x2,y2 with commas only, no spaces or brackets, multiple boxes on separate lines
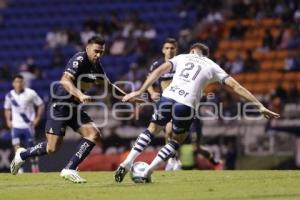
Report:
87,35,105,45
12,74,24,81
190,43,209,57
163,38,177,47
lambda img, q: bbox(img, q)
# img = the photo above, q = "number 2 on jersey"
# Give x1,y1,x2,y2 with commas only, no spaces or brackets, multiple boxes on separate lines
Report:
179,62,201,80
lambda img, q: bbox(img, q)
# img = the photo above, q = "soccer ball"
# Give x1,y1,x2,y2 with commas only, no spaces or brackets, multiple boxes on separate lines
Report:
130,161,151,183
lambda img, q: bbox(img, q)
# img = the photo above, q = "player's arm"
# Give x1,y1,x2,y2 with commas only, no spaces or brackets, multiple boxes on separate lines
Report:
147,61,161,101
4,109,12,129
123,62,172,102
147,85,160,101
224,77,280,119
4,95,12,129
104,76,145,103
60,72,92,103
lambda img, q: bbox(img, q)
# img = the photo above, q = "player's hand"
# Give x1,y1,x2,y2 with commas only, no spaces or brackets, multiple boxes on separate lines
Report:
122,91,142,102
129,97,146,104
150,92,161,101
79,94,93,103
259,106,280,119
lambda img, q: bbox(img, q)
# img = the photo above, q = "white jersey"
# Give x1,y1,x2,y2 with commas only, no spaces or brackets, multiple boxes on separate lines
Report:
162,54,229,108
4,88,43,129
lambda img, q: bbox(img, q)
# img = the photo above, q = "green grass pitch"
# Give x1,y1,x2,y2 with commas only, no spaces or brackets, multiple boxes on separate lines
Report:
1,171,300,200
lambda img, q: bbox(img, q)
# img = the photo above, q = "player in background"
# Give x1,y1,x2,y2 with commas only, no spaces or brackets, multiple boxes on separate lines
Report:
147,38,181,170
117,43,280,182
4,75,44,173
10,36,140,183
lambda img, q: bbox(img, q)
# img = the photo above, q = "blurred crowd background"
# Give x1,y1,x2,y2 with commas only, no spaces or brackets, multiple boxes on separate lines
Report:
0,0,300,172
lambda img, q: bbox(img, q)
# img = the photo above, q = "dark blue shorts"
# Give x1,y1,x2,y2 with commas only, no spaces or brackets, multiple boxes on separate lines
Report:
151,97,195,134
45,102,93,136
11,128,34,147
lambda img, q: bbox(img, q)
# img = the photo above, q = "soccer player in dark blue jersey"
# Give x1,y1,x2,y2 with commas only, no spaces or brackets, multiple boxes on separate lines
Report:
10,36,132,183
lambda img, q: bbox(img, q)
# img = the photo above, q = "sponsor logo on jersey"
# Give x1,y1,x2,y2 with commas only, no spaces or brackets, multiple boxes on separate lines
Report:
169,86,190,97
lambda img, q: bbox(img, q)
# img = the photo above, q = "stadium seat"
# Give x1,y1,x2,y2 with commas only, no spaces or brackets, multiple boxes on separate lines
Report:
261,61,273,71
244,73,257,82
257,72,270,81
270,72,283,82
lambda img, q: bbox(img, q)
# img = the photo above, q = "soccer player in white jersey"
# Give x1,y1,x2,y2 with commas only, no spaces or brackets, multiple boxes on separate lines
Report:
116,43,280,182
147,38,220,171
147,38,182,171
4,75,44,173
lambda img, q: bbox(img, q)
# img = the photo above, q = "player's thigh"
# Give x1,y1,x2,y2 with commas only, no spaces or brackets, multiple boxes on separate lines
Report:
150,97,174,133
171,103,195,144
70,109,101,142
147,122,164,135
45,103,72,137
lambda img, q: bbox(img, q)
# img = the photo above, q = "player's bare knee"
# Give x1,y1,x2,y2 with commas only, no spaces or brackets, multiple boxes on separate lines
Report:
46,145,59,154
85,131,100,143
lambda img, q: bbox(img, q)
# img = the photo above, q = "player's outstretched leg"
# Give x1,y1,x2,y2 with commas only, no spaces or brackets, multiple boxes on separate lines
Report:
115,130,154,183
60,138,95,183
10,141,47,175
199,146,223,170
143,140,180,181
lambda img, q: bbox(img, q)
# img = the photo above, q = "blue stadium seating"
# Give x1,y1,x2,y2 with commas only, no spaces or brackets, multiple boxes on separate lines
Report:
0,0,183,104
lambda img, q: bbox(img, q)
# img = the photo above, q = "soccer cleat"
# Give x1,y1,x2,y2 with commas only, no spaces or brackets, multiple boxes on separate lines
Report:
10,147,26,175
140,170,152,183
114,166,129,183
60,169,87,183
132,176,151,184
165,157,182,171
173,159,182,171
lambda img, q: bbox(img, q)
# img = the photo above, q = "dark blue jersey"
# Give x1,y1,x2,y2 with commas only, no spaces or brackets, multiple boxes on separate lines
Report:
149,58,175,82
52,52,106,103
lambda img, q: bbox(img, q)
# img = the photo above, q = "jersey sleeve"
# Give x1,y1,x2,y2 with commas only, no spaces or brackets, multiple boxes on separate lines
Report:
4,94,11,109
212,62,230,84
169,55,180,72
149,61,159,73
31,91,43,106
64,54,84,78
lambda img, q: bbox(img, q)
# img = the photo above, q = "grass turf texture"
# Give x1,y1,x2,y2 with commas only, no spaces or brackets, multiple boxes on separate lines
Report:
0,171,299,200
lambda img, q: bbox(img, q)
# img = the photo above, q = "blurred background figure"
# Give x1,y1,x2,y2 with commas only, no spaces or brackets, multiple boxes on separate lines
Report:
4,75,44,173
